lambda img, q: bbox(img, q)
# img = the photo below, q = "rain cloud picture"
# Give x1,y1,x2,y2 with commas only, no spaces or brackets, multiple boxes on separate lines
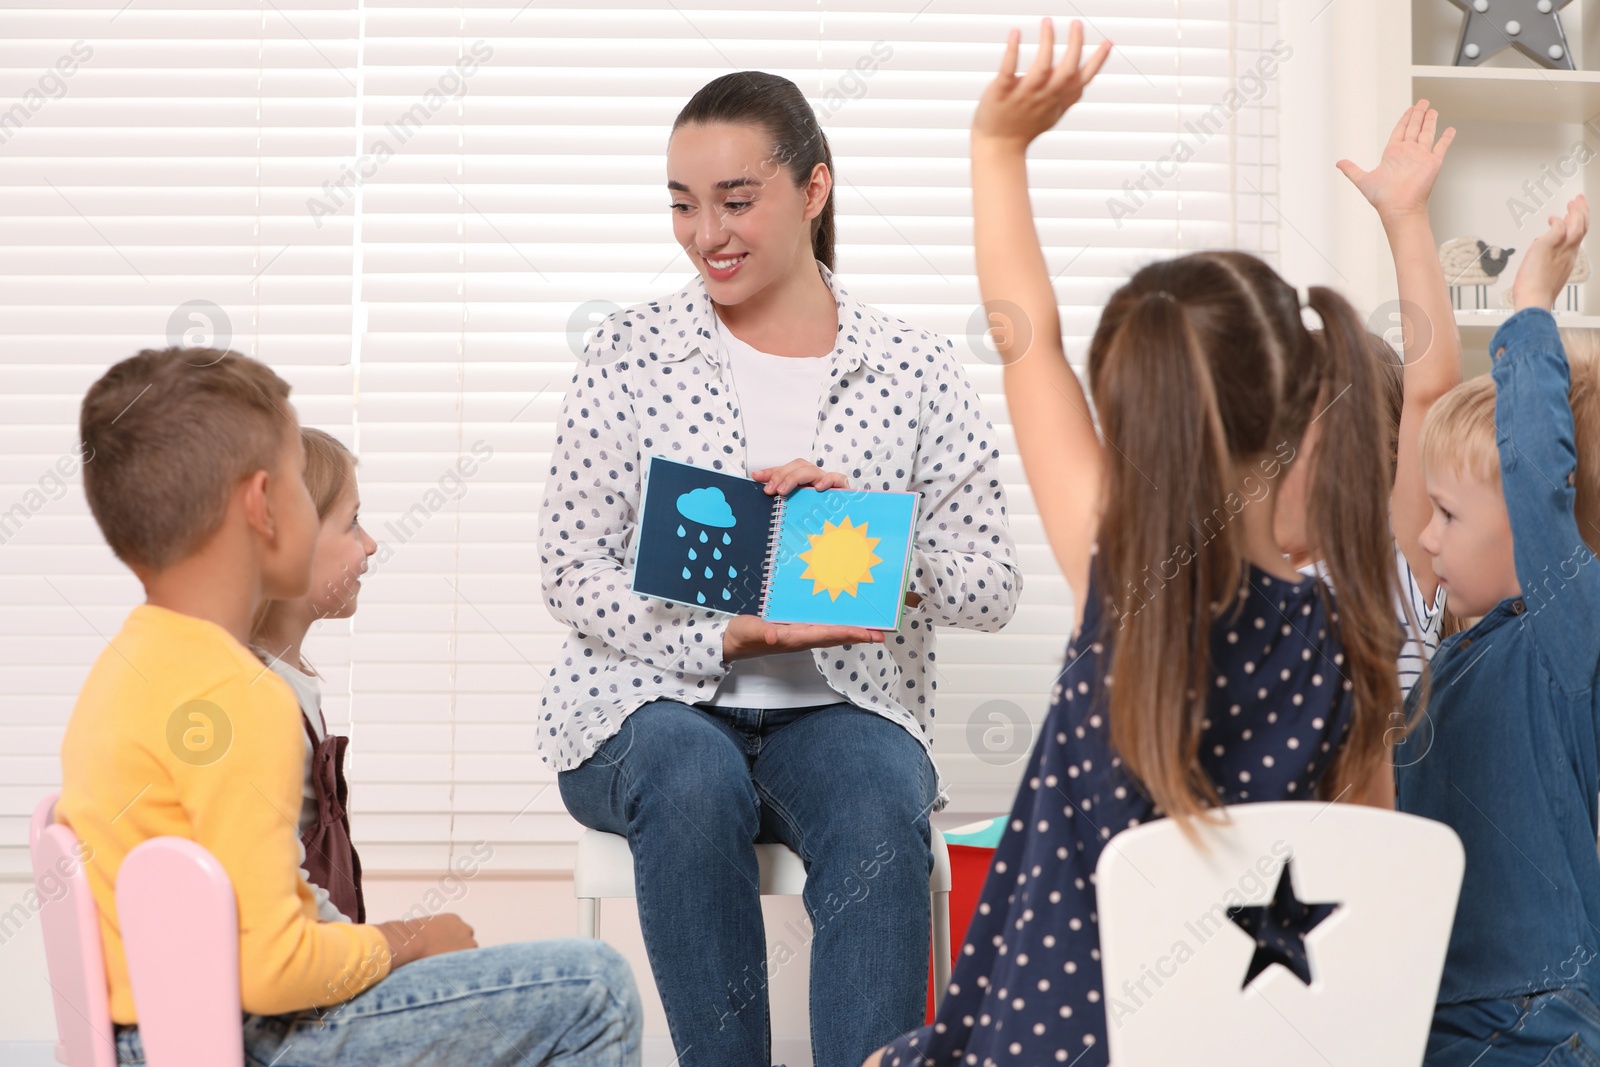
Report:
630,456,920,630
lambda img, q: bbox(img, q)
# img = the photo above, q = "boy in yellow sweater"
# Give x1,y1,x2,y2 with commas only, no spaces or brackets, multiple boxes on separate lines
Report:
59,348,641,1066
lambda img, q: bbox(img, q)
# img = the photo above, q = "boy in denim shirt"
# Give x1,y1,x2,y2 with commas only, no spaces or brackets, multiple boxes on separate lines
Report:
1399,194,1600,1065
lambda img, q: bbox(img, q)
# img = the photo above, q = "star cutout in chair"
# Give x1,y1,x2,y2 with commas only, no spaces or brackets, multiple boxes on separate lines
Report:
1448,0,1577,71
1226,859,1339,988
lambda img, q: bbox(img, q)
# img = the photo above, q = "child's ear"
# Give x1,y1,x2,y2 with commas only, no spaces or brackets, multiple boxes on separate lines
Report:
239,469,275,542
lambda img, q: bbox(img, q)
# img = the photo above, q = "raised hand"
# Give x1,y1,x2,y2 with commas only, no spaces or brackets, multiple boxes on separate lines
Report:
1513,194,1590,313
972,17,1112,149
1336,100,1456,224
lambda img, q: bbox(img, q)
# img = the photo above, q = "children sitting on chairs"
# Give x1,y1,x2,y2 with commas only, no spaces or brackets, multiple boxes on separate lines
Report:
58,348,643,1067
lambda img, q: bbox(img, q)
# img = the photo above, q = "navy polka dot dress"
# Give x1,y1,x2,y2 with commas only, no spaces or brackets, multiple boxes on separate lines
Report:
883,561,1354,1066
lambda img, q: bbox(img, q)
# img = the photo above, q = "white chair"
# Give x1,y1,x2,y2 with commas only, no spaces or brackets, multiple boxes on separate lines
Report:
574,827,955,1009
1096,801,1464,1067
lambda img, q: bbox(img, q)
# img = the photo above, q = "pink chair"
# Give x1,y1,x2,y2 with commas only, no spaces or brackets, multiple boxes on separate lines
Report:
30,793,243,1067
30,793,113,1067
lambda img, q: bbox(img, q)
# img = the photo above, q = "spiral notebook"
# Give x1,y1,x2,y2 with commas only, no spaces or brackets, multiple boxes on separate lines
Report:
630,456,920,629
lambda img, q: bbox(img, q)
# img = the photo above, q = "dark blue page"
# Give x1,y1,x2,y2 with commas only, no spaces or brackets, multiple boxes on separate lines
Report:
631,456,775,615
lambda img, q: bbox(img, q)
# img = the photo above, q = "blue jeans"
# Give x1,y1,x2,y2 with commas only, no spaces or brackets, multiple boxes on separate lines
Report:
114,939,641,1066
1426,990,1600,1066
558,699,938,1067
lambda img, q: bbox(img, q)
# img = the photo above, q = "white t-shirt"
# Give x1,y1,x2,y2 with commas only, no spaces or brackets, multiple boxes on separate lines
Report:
258,649,350,923
1298,541,1444,701
1393,544,1446,698
701,315,844,710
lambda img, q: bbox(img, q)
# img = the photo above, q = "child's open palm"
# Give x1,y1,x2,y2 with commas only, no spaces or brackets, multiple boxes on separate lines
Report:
1336,101,1455,222
1514,194,1590,312
972,18,1111,149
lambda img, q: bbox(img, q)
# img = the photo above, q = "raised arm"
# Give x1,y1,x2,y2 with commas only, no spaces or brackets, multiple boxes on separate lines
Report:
1337,101,1460,603
970,18,1111,624
1496,196,1599,693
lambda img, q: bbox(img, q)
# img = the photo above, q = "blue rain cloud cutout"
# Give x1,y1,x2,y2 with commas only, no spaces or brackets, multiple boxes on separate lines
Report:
672,486,738,605
675,486,737,528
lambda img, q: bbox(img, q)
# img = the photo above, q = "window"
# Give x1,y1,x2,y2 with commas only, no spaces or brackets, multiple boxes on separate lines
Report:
0,0,1280,874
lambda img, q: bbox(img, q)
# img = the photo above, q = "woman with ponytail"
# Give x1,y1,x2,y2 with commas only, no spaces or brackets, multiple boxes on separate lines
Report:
540,71,1022,1067
870,21,1401,1066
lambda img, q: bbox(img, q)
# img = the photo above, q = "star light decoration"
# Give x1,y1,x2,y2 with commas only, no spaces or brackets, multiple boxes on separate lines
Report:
1449,0,1577,71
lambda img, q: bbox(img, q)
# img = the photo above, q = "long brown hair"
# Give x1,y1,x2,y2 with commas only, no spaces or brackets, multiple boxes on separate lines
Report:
672,71,836,271
1086,252,1401,824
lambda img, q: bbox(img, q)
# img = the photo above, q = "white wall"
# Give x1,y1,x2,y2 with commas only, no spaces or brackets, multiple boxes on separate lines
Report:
1279,0,1412,318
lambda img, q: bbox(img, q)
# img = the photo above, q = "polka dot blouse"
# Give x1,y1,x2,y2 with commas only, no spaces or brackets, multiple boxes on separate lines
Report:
881,560,1354,1066
537,265,1022,795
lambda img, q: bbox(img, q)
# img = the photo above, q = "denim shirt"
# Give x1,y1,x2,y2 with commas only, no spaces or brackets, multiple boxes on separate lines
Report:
1396,308,1600,1004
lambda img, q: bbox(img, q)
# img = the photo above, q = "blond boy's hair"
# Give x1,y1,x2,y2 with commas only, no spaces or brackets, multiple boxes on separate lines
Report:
1419,329,1600,552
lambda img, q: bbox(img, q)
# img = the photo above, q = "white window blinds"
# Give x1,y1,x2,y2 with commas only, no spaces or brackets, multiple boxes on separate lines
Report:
0,0,1279,875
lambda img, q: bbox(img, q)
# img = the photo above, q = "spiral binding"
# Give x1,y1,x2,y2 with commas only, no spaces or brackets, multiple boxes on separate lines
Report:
756,497,787,619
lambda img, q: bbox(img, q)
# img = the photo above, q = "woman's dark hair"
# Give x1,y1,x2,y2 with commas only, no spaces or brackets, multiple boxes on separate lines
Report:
672,71,835,271
1086,252,1403,824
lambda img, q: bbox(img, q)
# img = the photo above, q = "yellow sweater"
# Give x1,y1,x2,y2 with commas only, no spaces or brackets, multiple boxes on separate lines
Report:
58,604,390,1023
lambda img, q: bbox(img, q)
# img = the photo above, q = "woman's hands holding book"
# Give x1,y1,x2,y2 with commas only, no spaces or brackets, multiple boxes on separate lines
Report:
722,615,887,662
742,457,921,620
752,458,850,496
726,456,920,662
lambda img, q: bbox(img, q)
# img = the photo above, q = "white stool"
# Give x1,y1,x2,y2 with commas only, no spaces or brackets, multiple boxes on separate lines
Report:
574,827,955,1009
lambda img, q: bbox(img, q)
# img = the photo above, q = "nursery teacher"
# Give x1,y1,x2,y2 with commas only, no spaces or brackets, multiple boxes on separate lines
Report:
537,70,1021,1067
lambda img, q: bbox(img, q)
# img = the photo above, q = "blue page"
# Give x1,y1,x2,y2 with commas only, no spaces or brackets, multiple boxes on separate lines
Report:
762,487,919,629
630,456,774,615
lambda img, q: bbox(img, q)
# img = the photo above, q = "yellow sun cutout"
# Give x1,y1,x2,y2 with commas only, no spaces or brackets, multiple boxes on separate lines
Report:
797,516,882,601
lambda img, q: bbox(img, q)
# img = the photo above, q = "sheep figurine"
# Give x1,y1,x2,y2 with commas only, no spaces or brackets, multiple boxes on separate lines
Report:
1440,237,1515,310
1568,246,1591,312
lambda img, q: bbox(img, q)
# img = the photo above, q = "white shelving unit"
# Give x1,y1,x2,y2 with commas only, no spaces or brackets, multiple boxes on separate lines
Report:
1409,0,1600,378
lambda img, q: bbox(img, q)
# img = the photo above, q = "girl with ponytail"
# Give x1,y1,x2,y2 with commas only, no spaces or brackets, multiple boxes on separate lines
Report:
543,70,1022,1067
871,20,1401,1067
